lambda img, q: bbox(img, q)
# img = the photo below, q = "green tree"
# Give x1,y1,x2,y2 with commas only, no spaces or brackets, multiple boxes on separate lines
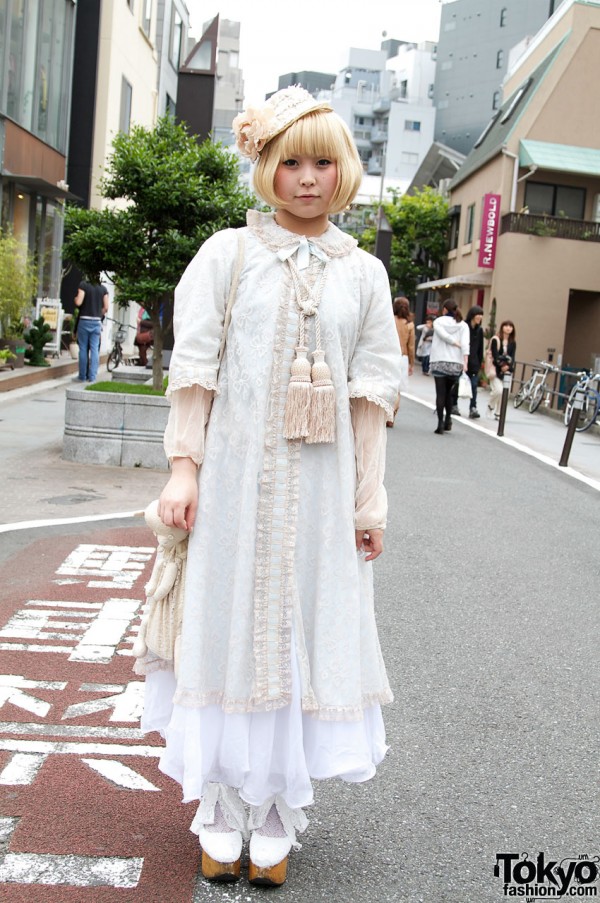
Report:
360,187,450,300
0,230,38,339
63,115,255,389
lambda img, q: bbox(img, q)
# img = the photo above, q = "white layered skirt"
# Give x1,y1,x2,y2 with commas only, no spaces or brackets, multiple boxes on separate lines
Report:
142,647,388,810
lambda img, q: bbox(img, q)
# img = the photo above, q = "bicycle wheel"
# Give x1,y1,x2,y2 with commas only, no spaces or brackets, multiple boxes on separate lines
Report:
564,385,581,426
513,376,533,408
575,389,598,432
528,381,545,413
106,346,122,372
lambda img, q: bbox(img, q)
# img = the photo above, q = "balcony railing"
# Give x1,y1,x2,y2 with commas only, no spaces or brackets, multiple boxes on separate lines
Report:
500,212,600,242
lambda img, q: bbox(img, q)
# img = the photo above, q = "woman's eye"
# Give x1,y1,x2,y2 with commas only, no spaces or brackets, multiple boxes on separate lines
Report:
282,159,298,167
317,159,332,166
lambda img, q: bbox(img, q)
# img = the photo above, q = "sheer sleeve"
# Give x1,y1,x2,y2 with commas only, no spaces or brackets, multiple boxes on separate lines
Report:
163,385,214,467
350,396,388,531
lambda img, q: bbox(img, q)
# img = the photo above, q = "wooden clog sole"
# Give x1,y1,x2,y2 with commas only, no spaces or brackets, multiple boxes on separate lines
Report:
201,850,240,882
248,856,288,886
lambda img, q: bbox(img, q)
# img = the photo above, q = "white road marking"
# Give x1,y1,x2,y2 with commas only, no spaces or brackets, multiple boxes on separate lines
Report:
63,681,144,722
0,675,67,717
82,758,160,791
0,752,47,784
0,509,145,534
56,544,154,590
0,598,143,664
0,720,146,740
0,816,144,887
0,852,144,887
0,738,160,757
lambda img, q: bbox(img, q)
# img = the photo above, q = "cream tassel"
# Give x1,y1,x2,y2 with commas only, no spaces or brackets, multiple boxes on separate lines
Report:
307,349,336,444
283,346,312,439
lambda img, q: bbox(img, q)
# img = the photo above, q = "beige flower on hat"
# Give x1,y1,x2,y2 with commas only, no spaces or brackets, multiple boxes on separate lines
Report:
232,105,277,162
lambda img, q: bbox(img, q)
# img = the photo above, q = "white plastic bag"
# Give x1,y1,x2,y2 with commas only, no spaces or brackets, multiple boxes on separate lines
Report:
458,372,472,399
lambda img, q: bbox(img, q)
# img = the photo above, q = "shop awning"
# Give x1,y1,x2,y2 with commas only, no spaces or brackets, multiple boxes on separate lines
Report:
1,173,79,201
519,140,600,177
417,272,493,291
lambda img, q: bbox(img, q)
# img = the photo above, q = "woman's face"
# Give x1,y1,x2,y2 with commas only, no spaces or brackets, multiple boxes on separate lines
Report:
503,323,513,336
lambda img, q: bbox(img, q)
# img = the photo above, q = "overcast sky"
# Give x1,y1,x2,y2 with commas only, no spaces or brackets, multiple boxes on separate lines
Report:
186,0,443,103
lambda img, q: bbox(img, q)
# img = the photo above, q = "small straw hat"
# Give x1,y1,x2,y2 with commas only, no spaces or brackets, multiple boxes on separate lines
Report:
232,86,332,162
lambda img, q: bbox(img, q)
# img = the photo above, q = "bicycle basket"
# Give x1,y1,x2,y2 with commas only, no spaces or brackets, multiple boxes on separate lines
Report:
112,323,128,343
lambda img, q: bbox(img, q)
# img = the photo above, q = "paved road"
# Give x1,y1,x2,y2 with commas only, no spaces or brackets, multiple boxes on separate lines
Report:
0,382,598,901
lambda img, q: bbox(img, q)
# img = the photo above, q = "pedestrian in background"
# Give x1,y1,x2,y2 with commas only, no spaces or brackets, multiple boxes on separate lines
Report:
416,315,434,375
488,320,517,419
138,86,402,888
393,296,415,384
465,306,484,418
429,298,469,434
74,279,108,382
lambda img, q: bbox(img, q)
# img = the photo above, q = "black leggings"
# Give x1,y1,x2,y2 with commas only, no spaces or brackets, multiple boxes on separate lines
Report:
434,375,458,420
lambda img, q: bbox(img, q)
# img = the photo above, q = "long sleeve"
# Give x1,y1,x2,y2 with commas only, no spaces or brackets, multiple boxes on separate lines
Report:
351,396,388,531
163,385,214,466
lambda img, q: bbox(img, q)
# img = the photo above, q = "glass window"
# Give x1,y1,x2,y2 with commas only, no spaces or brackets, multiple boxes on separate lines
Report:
448,208,461,251
170,10,183,68
165,93,176,117
120,77,132,134
465,204,475,243
525,182,586,219
404,120,421,132
496,49,504,69
142,0,152,35
492,91,500,110
127,0,134,11
500,7,507,26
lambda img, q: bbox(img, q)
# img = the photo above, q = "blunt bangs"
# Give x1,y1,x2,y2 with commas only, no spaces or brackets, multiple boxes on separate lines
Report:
253,111,363,214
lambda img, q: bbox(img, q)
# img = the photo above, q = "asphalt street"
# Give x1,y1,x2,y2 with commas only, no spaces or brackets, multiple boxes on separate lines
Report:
0,376,598,901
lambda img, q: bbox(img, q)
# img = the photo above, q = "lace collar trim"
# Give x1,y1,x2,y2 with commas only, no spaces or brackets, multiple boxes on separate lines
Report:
246,209,357,259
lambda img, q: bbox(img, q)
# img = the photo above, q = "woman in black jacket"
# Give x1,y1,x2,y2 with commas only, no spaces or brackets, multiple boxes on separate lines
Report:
465,306,484,418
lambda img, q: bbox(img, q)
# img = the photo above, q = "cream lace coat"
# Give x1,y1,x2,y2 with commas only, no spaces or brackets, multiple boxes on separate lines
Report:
165,211,402,722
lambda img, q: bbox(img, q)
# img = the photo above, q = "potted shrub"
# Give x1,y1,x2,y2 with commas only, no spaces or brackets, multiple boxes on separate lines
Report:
0,230,37,368
0,347,16,370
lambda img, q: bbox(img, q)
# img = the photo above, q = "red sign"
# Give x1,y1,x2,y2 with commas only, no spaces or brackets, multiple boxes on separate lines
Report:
478,193,501,269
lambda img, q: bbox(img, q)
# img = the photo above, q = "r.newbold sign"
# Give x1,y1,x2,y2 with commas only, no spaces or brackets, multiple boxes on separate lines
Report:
478,193,501,269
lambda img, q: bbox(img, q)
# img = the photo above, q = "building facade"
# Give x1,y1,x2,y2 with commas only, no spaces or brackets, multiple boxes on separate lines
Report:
330,42,437,204
434,0,560,156
0,0,77,299
420,0,600,371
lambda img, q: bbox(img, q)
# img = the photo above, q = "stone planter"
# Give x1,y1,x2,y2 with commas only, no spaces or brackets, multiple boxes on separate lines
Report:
63,387,169,470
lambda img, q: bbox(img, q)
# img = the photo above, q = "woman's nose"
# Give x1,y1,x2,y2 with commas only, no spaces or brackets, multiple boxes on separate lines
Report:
299,167,316,185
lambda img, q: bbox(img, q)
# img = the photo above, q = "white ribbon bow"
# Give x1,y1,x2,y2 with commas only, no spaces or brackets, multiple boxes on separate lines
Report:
277,236,329,270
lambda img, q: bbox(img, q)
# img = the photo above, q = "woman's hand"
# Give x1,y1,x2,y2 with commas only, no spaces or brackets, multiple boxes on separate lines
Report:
355,528,384,561
158,457,198,531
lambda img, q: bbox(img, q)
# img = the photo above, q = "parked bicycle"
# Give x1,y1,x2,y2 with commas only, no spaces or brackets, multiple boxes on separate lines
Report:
105,317,137,371
513,360,560,413
563,370,600,432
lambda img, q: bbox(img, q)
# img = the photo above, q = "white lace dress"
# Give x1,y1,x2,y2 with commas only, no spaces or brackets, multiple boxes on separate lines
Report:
138,211,402,812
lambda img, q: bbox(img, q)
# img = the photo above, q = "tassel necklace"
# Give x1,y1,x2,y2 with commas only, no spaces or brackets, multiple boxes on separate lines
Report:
278,240,336,444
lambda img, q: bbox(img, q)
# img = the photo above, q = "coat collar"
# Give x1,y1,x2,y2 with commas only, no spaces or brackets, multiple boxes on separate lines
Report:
246,209,357,259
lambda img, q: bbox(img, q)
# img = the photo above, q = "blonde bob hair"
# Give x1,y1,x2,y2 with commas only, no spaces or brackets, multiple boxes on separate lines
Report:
252,110,363,214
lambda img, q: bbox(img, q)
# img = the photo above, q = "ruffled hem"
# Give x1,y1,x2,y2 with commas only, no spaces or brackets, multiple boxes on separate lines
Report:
142,653,389,810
